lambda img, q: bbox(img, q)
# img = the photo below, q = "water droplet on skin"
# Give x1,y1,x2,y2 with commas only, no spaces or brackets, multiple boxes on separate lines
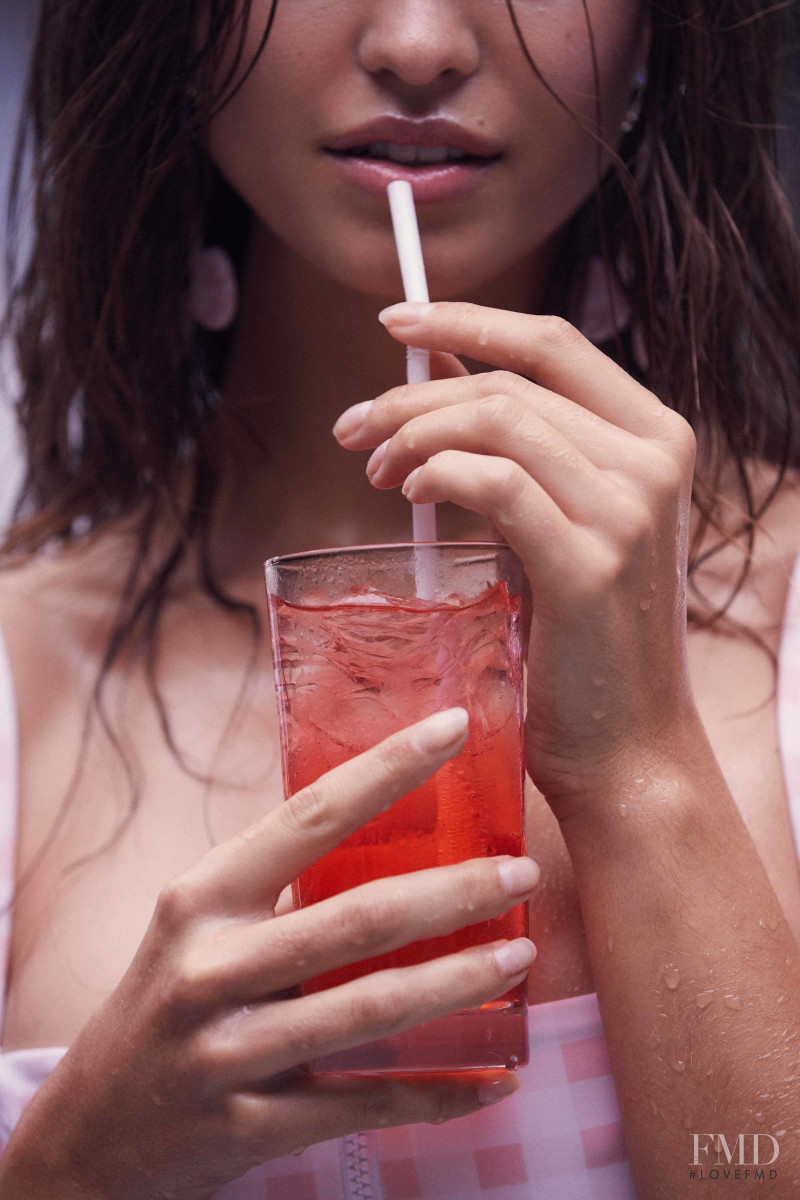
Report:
618,803,628,818
591,674,607,688
759,919,765,928
634,776,646,790
478,325,490,345
649,580,657,592
639,597,652,611
663,965,680,989
724,995,743,1010
754,1113,765,1124
695,991,715,1009
591,708,608,720
767,915,779,931
669,1054,685,1074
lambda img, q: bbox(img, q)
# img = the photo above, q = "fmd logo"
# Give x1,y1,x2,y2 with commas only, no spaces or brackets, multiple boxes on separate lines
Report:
689,1133,780,1181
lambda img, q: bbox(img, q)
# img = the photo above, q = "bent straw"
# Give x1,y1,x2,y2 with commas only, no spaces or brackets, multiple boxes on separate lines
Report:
386,180,437,599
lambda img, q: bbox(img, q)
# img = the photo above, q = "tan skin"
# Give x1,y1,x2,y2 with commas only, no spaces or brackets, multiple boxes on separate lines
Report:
1,0,800,1196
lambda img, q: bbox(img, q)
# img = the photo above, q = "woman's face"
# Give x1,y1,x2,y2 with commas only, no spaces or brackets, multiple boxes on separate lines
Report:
206,0,647,299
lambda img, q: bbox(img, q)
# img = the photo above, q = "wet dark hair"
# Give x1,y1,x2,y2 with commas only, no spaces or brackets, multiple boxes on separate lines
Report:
1,0,799,865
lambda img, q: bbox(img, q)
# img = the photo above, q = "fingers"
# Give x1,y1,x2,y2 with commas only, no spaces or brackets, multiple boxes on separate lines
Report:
210,936,537,1082
364,396,619,526
230,1069,521,1157
189,855,540,1000
428,348,471,379
174,708,470,915
335,371,639,474
377,301,667,438
400,450,595,597
393,447,583,590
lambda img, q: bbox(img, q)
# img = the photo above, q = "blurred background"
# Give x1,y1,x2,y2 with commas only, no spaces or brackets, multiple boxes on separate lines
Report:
0,0,37,532
1,3,799,535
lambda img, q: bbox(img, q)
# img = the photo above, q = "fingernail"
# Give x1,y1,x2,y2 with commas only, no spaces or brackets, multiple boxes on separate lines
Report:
402,466,422,499
333,400,373,443
498,857,540,897
378,302,432,328
478,1075,521,1106
366,439,389,479
412,708,469,755
494,938,537,975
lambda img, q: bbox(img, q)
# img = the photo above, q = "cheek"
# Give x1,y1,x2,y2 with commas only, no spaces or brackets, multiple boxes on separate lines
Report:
508,0,646,218
578,0,646,134
531,0,646,138
206,3,331,214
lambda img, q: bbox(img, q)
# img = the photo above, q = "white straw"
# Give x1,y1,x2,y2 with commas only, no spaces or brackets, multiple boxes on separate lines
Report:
387,180,437,599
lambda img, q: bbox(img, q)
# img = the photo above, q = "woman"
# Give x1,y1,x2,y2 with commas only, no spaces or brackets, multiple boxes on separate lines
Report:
0,0,798,1196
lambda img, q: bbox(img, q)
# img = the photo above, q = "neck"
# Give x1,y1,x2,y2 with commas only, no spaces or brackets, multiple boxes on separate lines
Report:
207,221,554,586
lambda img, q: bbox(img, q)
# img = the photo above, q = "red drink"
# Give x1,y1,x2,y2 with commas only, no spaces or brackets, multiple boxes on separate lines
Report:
266,544,528,1073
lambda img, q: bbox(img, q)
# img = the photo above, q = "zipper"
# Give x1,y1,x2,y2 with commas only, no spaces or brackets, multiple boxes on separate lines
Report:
341,1130,385,1200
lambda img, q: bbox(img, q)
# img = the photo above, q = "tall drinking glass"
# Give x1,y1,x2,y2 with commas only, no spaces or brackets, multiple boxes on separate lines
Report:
264,543,529,1074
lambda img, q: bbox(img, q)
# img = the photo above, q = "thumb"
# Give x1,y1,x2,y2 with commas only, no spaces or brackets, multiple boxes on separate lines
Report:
428,350,471,380
274,884,294,917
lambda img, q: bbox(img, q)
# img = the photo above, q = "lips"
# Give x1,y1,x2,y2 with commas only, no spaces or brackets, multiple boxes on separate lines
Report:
324,114,503,159
322,114,503,204
324,152,500,204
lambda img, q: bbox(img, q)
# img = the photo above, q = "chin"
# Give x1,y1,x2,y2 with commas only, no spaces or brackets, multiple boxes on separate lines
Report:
250,194,541,303
305,231,531,303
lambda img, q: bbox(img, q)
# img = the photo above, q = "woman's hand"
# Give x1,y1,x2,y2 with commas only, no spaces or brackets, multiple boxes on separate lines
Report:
0,709,538,1200
333,302,699,821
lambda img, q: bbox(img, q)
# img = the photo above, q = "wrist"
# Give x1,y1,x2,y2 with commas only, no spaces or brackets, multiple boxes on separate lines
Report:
551,712,730,858
0,1056,124,1200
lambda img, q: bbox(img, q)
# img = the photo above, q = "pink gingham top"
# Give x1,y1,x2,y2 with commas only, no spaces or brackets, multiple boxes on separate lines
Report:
1,542,800,1199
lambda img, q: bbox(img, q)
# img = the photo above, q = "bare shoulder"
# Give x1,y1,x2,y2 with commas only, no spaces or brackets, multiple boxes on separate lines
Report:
0,534,129,733
749,462,800,575
690,461,800,640
687,461,800,940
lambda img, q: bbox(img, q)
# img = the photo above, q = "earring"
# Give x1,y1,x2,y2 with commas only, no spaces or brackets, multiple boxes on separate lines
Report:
190,245,239,331
620,67,647,134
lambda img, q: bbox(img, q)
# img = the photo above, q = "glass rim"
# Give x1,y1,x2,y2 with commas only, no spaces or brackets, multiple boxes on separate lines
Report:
264,541,512,570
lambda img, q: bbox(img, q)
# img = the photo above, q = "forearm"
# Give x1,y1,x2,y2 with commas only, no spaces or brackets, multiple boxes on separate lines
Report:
0,1057,124,1200
559,722,800,1198
0,1123,106,1200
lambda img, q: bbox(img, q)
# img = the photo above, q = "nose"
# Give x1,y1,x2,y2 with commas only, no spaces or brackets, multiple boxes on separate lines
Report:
357,0,480,90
